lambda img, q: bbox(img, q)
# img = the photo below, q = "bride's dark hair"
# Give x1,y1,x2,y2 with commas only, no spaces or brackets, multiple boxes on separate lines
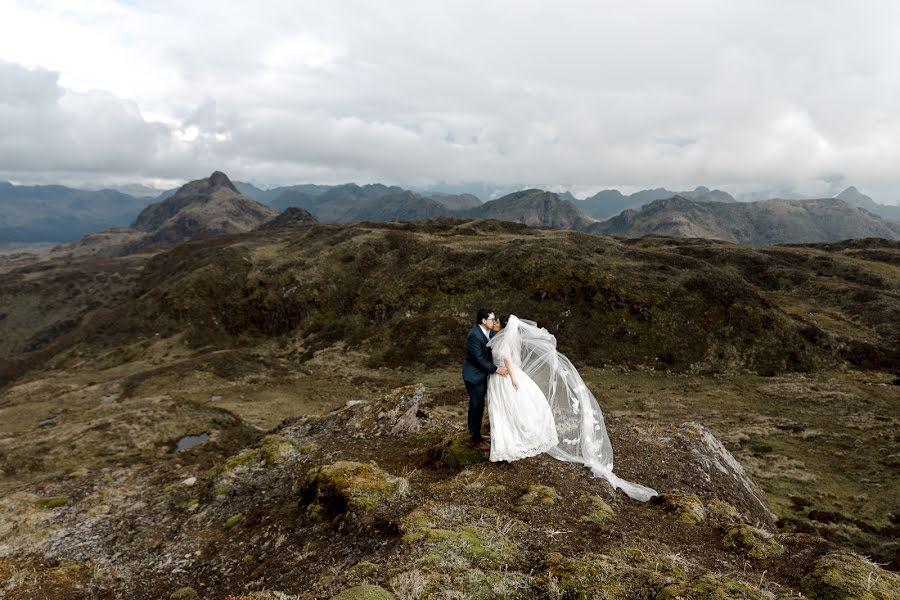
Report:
499,315,510,329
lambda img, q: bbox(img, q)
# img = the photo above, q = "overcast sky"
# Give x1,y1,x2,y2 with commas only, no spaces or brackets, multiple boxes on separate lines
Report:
2,1,900,203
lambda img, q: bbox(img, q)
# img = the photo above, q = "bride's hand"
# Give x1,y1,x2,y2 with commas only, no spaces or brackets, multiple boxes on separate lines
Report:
512,379,519,390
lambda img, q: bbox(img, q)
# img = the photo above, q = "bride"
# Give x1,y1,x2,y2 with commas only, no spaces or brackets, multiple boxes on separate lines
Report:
486,315,657,502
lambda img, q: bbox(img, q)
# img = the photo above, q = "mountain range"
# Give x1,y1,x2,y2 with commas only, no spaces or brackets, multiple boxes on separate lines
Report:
0,181,147,243
5,173,900,246
577,186,736,219
591,195,900,244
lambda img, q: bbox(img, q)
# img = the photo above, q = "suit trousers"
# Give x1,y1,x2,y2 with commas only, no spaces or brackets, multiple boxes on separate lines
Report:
465,379,488,442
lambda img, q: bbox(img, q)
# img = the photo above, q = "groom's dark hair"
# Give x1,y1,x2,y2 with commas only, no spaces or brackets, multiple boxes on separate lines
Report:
475,308,492,325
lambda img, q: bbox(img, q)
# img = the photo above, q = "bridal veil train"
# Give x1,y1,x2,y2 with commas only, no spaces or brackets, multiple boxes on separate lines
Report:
488,315,657,502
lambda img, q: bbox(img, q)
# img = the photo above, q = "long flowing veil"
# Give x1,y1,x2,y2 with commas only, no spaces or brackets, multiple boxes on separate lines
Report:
488,315,657,501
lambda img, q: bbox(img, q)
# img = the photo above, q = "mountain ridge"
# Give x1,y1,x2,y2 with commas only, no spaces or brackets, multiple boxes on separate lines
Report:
591,196,900,244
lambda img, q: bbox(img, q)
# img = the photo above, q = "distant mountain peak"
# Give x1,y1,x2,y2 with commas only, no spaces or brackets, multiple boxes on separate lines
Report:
208,171,239,192
130,171,275,242
836,186,876,210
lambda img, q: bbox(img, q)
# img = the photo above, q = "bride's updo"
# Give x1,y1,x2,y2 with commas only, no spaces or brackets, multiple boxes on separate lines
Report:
499,315,511,329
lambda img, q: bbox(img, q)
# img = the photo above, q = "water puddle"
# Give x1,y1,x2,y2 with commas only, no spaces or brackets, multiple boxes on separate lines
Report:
175,433,209,452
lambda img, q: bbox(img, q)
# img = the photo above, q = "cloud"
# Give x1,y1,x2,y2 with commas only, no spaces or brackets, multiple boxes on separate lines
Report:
1,2,900,203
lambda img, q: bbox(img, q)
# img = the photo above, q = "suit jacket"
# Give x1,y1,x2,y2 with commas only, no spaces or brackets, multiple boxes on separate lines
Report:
462,324,497,385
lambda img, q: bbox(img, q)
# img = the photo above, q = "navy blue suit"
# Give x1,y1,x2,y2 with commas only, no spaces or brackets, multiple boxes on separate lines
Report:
462,324,497,442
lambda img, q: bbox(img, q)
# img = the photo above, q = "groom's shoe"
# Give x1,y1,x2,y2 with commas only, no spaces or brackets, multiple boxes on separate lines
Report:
474,441,491,451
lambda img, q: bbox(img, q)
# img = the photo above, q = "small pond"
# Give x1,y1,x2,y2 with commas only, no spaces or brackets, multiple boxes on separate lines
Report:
175,433,209,452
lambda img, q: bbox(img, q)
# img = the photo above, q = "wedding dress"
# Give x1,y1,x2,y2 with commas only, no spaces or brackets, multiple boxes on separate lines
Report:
486,326,559,462
487,315,657,502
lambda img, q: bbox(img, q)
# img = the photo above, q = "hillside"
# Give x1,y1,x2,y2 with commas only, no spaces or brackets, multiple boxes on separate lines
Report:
4,380,898,598
1,220,899,596
592,196,900,244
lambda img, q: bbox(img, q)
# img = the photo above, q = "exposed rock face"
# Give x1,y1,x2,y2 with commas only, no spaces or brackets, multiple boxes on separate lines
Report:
677,422,775,526
132,171,276,244
464,189,597,230
256,207,318,230
591,196,900,244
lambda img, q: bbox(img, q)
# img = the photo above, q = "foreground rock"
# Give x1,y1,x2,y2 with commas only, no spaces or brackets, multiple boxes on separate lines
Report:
2,384,895,599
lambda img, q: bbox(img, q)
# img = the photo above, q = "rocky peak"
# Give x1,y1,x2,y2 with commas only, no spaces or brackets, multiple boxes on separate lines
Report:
836,185,877,209
208,170,238,192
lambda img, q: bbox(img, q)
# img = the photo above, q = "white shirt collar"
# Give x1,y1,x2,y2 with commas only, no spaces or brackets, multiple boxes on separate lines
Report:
479,325,491,339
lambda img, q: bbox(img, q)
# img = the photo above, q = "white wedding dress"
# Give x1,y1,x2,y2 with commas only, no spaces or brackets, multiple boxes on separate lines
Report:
486,315,657,502
486,339,559,462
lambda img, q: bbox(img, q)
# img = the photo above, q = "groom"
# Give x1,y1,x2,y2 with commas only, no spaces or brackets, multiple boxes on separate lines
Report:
462,308,508,450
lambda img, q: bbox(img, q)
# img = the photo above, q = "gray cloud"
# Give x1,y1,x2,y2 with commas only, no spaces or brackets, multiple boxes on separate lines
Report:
2,2,900,203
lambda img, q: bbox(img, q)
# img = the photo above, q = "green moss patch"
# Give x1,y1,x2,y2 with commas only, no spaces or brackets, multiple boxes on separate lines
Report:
542,551,676,599
330,584,396,600
705,499,742,525
656,491,705,525
169,587,198,599
400,504,520,569
259,434,296,462
657,574,773,599
800,552,900,599
517,484,559,511
223,513,243,529
303,461,407,514
34,496,69,509
439,434,487,468
579,495,615,524
723,524,785,559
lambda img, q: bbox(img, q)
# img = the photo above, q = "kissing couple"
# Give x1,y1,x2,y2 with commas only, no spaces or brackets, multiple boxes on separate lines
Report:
462,308,657,501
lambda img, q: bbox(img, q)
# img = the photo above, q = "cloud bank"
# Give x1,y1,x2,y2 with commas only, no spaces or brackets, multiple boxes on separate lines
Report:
1,1,900,203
